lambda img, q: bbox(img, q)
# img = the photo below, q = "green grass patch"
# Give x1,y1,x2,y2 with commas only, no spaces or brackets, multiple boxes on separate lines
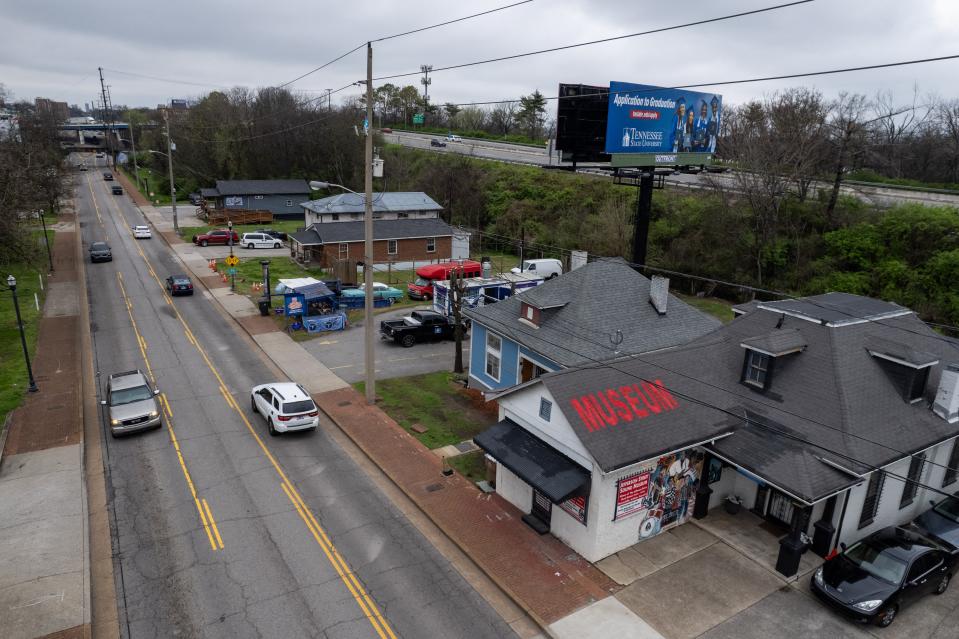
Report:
447,450,487,484
676,293,735,323
187,219,304,241
0,242,51,429
120,166,173,205
354,371,488,449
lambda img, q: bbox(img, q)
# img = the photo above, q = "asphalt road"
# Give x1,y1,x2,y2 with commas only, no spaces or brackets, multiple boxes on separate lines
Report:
300,305,469,384
78,156,515,639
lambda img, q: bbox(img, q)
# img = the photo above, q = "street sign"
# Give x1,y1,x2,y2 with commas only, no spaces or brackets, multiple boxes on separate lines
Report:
412,113,424,125
225,255,239,267
228,267,237,276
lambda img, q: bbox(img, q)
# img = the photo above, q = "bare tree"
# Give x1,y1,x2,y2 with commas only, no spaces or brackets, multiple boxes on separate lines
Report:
824,92,870,224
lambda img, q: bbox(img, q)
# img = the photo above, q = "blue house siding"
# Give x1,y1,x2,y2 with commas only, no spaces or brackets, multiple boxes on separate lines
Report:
215,193,308,218
468,322,560,391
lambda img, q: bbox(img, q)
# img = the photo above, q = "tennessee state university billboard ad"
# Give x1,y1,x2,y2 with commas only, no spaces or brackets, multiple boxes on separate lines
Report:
604,81,722,167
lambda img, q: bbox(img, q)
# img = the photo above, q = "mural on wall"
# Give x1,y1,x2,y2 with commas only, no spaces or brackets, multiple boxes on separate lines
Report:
613,449,703,540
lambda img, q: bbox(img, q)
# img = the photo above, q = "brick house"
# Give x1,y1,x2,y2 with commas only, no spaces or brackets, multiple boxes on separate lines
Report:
289,218,463,269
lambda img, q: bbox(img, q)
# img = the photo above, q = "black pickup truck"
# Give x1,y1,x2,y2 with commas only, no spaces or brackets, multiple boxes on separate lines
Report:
380,310,466,347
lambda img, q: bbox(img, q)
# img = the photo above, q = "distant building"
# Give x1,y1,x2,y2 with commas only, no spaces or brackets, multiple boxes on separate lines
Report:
35,98,69,122
200,180,311,219
301,191,443,226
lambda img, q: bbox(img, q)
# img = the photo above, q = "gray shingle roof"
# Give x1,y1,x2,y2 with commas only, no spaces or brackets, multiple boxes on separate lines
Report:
212,179,310,196
526,294,959,501
758,292,909,326
740,328,807,356
465,259,722,368
302,192,442,214
199,187,219,198
290,218,454,245
864,334,938,367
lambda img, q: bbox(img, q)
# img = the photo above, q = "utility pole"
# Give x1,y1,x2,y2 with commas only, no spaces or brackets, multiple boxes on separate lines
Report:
129,121,142,191
363,42,375,404
420,64,432,124
326,89,332,111
631,170,654,268
163,109,180,235
98,67,113,160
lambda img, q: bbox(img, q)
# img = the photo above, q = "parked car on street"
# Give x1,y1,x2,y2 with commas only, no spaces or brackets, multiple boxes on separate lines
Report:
193,228,239,246
111,185,123,195
913,495,959,554
96,152,105,159
511,258,563,279
250,382,318,436
340,282,403,304
133,225,152,239
89,241,112,263
165,274,194,296
101,369,162,437
188,192,202,205
103,172,113,181
380,309,466,347
241,232,282,249
810,526,953,627
430,139,447,148
256,228,288,241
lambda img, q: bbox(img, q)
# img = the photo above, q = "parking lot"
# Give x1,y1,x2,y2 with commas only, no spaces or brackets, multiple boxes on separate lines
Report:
300,305,467,384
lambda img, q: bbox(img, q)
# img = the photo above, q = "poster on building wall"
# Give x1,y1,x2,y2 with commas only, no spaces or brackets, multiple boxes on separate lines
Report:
614,450,703,540
225,196,244,207
560,495,588,525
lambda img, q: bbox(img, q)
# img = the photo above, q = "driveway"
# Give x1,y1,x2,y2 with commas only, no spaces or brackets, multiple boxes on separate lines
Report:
300,305,468,383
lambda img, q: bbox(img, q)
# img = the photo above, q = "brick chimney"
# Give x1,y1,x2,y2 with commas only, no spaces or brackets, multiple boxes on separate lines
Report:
649,275,669,315
933,364,959,423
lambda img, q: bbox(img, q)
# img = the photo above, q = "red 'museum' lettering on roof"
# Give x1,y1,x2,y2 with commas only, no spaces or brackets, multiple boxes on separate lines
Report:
569,379,679,432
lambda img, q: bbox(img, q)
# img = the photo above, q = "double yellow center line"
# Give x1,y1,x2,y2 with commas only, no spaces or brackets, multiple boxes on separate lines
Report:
93,174,397,639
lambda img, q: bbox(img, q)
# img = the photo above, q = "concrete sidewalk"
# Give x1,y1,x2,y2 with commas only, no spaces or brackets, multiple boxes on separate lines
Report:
0,227,92,639
135,196,659,638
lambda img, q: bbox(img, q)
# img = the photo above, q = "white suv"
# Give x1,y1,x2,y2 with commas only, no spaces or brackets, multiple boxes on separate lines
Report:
241,232,281,249
250,382,318,435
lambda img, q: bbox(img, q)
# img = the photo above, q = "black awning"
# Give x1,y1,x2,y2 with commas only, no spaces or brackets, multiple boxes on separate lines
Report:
474,419,590,503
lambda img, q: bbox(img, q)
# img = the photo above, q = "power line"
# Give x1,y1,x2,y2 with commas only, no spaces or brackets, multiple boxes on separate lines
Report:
444,53,959,107
277,0,534,89
102,67,233,90
372,0,815,82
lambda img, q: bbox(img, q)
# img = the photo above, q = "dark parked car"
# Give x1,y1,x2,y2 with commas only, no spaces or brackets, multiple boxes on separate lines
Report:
192,228,240,246
380,310,466,347
111,185,123,195
188,192,202,205
89,241,112,263
103,172,113,181
811,526,953,627
430,139,447,148
913,496,959,554
165,274,194,296
256,228,288,241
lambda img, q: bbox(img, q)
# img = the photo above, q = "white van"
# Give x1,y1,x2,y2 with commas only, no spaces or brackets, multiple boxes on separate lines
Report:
511,258,563,279
241,232,281,249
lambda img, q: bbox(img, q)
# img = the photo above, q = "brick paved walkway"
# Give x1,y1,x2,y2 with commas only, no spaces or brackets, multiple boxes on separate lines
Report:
316,387,618,627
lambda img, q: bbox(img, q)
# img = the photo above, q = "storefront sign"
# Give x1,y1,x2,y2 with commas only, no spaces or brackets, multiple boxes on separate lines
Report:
614,470,651,520
559,495,588,525
569,379,679,433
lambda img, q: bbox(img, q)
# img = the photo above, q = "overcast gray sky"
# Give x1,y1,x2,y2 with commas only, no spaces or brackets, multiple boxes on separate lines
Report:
2,0,958,112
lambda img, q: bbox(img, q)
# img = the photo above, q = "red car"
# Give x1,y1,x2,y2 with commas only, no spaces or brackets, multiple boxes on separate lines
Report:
193,228,240,246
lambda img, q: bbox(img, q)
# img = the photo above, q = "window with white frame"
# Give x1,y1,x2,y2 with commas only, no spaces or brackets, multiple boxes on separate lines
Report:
426,237,436,252
338,243,349,258
254,195,264,200
285,199,293,206
539,398,552,421
485,332,501,380
742,350,771,389
387,239,398,255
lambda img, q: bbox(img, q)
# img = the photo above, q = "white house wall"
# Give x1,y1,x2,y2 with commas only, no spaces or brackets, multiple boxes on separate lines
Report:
499,387,593,469
496,464,532,514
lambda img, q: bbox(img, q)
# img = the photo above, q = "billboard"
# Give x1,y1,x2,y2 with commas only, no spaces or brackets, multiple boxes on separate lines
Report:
555,84,610,163
605,81,722,167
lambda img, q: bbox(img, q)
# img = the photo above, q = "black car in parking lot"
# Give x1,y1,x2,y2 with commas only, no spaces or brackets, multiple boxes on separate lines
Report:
89,241,112,262
811,526,953,627
913,495,959,554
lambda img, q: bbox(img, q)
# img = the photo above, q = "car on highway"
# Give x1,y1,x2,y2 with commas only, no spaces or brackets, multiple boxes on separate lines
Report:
133,225,152,239
380,309,466,347
810,526,953,627
193,228,239,246
88,241,112,263
101,369,162,437
250,382,318,436
340,281,403,304
912,495,959,554
446,133,462,142
103,172,113,181
380,127,393,133
430,139,447,148
111,185,123,195
240,232,282,249
165,274,194,296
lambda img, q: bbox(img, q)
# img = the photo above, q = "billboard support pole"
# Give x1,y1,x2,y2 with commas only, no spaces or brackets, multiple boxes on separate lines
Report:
632,171,654,270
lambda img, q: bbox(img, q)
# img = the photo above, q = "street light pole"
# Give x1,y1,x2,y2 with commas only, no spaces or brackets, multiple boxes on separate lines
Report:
7,275,38,393
163,109,179,236
364,42,375,405
228,220,235,292
38,209,53,272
